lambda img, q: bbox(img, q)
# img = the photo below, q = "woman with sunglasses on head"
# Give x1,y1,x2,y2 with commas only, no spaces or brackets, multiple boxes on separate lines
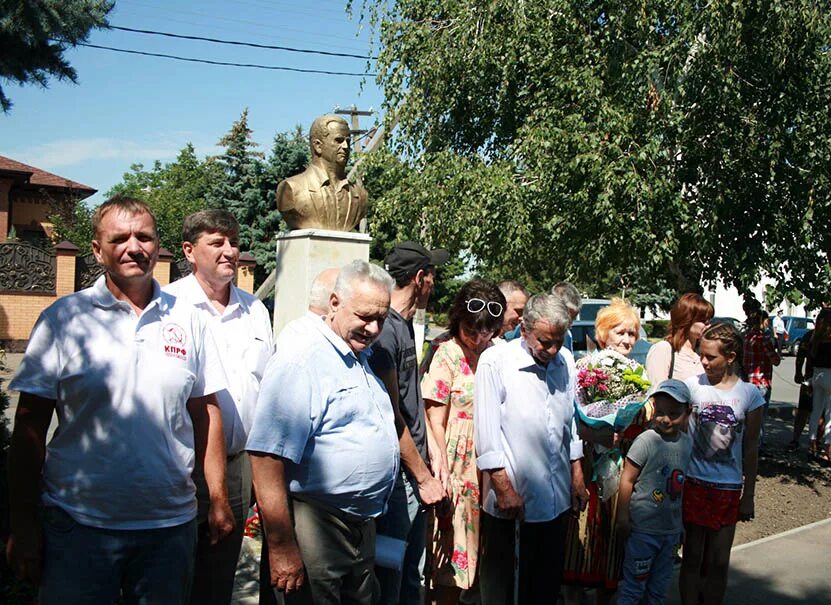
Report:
646,293,715,384
421,279,505,605
680,322,763,604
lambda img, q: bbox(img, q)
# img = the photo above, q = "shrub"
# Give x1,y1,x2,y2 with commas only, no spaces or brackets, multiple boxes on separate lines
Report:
644,320,670,340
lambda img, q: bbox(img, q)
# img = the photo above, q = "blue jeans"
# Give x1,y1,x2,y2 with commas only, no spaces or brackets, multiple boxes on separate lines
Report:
375,472,426,605
617,531,680,605
39,506,197,605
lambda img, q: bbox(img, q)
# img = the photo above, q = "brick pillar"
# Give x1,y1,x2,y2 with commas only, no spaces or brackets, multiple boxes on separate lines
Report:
154,247,174,286
54,240,79,296
237,252,256,294
0,178,12,242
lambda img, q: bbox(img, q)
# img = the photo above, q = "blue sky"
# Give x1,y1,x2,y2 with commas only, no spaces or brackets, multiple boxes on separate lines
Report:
1,0,385,205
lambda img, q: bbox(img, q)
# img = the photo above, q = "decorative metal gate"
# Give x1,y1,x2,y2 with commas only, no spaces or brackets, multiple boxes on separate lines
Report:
0,242,56,293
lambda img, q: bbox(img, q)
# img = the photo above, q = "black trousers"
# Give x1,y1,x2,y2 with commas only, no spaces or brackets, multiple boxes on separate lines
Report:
479,510,568,605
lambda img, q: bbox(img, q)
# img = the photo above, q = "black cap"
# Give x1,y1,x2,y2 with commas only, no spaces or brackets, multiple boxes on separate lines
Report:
384,241,449,281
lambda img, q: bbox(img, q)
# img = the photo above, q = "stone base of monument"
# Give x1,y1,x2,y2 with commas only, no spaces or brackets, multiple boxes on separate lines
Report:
273,228,371,336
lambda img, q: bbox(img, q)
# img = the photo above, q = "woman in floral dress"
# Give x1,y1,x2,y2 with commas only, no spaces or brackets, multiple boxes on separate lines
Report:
421,279,505,605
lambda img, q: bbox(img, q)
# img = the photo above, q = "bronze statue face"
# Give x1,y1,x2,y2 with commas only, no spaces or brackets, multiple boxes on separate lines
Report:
315,120,351,170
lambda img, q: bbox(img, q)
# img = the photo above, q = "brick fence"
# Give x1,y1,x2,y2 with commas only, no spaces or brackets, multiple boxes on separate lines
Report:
0,241,256,351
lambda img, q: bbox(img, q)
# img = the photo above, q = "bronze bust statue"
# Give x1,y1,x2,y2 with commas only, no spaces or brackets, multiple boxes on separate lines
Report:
276,114,368,232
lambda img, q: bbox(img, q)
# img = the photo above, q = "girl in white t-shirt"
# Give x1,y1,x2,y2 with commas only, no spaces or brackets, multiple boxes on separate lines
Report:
679,323,764,605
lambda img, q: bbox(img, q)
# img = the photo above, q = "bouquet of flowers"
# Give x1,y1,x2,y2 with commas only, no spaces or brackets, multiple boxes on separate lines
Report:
575,349,651,432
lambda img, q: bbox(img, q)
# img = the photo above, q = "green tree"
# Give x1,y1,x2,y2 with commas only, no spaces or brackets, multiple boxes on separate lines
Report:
49,198,94,252
361,146,469,312
255,127,310,280
0,0,112,112
209,111,309,285
354,0,831,305
107,143,218,254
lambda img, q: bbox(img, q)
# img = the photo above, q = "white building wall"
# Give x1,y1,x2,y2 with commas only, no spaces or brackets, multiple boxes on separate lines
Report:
701,278,811,322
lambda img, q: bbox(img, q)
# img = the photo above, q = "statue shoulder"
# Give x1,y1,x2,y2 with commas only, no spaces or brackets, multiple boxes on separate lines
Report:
279,169,312,189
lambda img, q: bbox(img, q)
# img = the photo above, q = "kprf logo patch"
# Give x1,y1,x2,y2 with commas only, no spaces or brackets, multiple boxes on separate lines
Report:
162,323,188,360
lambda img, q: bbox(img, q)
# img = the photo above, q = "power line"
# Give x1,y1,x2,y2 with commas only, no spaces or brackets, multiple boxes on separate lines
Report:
73,42,377,77
123,1,370,52
116,9,373,55
110,25,376,60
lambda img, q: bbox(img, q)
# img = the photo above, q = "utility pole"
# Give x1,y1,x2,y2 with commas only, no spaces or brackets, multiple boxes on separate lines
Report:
334,105,373,152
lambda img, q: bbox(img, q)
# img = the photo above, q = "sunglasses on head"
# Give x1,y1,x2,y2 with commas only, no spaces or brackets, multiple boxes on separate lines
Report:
466,298,504,318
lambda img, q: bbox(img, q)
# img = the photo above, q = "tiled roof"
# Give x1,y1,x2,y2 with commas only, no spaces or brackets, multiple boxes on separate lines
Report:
0,154,96,195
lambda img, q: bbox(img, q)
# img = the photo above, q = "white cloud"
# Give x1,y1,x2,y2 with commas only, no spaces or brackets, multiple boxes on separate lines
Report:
10,137,181,169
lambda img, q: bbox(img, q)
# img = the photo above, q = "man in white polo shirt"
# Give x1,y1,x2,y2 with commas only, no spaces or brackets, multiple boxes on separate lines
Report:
165,209,274,605
6,196,233,604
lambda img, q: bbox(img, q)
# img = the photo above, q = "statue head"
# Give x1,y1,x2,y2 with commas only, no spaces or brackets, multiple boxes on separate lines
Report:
309,115,351,174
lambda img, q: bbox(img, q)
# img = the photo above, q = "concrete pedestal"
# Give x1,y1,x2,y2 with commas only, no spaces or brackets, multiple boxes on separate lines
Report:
273,228,371,336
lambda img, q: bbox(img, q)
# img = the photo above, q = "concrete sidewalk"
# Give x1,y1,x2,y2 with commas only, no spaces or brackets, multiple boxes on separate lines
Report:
666,518,831,604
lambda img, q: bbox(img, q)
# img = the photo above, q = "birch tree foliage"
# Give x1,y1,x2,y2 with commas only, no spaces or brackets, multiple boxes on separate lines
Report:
353,0,831,304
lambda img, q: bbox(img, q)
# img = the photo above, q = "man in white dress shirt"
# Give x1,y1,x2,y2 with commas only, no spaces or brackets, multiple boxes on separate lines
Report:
475,293,588,605
165,209,274,605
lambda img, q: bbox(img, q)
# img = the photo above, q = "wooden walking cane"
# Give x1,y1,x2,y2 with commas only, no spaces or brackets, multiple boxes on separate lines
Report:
513,518,521,605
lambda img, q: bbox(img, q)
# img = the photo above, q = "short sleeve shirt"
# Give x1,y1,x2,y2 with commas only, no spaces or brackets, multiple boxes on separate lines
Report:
247,319,399,519
10,276,225,529
626,429,692,534
369,308,428,462
165,274,274,454
683,375,765,487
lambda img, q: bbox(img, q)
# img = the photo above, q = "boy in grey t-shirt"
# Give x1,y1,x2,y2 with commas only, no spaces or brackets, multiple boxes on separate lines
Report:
616,379,693,605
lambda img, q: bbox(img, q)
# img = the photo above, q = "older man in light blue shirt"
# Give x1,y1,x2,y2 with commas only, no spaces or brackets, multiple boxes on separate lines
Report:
475,293,588,605
247,260,399,605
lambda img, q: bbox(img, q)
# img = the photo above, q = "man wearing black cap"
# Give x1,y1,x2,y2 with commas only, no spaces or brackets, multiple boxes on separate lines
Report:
370,241,449,605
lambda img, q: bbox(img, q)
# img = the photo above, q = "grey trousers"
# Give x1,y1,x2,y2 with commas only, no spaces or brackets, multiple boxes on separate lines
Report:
262,497,380,605
189,451,251,605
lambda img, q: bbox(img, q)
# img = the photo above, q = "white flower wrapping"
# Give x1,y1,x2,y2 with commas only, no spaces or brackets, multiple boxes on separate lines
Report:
575,348,650,431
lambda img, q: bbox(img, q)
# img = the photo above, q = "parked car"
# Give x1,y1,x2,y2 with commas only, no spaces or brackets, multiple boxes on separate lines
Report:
783,316,815,355
576,298,612,321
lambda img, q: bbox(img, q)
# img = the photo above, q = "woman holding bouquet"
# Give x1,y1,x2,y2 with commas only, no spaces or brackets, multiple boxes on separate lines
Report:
563,299,650,605
646,293,714,383
421,279,505,604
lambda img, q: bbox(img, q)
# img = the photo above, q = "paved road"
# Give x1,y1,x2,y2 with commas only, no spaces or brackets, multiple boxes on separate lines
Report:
771,356,799,405
666,518,831,605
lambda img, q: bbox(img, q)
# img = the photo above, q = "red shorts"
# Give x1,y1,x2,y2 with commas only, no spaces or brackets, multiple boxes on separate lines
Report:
683,479,741,529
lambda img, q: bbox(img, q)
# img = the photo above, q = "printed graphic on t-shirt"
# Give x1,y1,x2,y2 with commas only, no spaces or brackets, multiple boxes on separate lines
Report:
402,344,417,372
693,403,741,462
667,467,685,500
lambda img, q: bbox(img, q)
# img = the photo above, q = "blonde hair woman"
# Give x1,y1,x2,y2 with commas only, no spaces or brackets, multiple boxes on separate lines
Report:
563,298,651,605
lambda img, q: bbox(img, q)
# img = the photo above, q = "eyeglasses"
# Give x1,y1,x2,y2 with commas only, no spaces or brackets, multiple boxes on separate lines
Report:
466,298,504,318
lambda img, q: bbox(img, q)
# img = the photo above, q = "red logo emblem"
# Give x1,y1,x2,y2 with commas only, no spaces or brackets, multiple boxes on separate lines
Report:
162,323,187,360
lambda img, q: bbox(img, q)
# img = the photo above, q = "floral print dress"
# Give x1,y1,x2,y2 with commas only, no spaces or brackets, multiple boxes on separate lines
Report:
421,336,480,589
